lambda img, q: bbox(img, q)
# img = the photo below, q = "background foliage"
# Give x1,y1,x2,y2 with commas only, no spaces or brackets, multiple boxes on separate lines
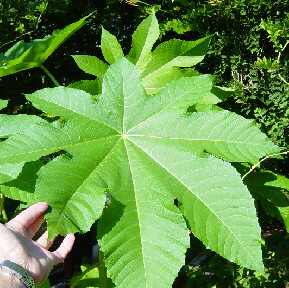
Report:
1,0,289,287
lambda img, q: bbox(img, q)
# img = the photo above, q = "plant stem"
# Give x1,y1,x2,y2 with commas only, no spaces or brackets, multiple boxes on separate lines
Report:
0,194,8,223
40,64,60,87
70,262,99,288
98,250,108,288
278,73,289,86
242,150,289,180
277,41,289,63
0,194,4,216
2,209,8,223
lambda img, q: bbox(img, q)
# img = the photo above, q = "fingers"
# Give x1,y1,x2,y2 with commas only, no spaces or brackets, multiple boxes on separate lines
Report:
9,202,48,231
52,234,75,264
26,215,45,239
36,231,55,249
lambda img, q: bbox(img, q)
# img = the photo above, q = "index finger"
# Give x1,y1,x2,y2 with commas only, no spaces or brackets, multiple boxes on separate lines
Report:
8,202,48,229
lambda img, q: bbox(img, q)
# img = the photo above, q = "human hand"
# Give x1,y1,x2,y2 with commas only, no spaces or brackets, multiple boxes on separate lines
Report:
0,202,75,286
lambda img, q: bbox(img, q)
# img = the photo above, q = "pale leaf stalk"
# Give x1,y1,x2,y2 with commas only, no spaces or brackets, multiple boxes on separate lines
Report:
277,41,289,86
278,73,289,86
242,151,289,180
122,0,149,6
277,41,289,63
40,64,60,87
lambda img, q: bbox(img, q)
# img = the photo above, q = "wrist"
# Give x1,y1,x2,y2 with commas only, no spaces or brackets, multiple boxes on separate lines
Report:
0,260,35,288
0,270,25,288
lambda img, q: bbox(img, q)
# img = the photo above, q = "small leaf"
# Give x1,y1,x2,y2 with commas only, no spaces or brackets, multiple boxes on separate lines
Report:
127,12,160,71
72,55,108,78
141,36,213,94
101,28,124,64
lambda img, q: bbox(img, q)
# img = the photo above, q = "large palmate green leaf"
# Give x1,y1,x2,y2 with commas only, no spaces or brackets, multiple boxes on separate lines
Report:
0,58,281,287
0,15,89,77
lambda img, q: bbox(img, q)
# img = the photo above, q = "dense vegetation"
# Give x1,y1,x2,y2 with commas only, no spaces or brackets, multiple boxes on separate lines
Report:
0,1,288,287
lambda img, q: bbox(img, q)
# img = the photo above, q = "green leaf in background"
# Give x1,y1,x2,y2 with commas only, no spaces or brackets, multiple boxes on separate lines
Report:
0,99,8,110
71,55,108,94
243,170,289,232
189,86,235,112
0,15,90,77
140,36,213,94
101,28,124,64
39,279,51,288
125,13,212,94
68,79,101,97
75,13,212,95
0,58,281,286
72,55,108,77
127,11,160,71
69,263,115,288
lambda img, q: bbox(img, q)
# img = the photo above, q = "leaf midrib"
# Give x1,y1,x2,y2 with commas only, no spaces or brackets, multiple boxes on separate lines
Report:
0,135,120,164
128,134,273,147
123,138,148,287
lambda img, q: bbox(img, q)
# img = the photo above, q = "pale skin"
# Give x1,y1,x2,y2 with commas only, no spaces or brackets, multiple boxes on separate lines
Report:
0,202,75,287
